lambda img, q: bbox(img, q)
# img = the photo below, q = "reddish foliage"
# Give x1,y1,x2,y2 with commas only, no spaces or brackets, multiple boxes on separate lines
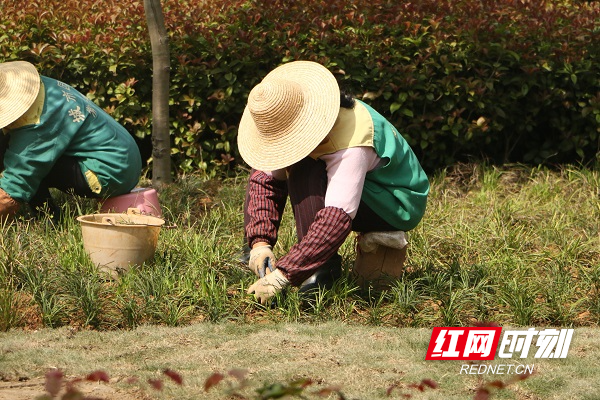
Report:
1,0,598,174
387,378,438,397
163,369,183,385
147,378,163,391
475,370,534,399
44,369,64,397
204,372,225,391
474,388,490,400
486,380,506,389
315,386,342,397
86,370,110,383
421,378,438,389
518,372,533,380
125,376,139,385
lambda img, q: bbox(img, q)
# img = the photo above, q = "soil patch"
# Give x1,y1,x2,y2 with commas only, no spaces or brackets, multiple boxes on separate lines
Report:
0,376,143,400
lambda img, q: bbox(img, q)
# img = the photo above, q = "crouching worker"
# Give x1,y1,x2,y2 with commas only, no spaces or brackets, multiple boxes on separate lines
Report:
237,61,429,304
0,61,142,221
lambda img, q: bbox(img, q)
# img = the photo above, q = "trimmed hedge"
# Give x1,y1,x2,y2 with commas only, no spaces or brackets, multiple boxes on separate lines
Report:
1,0,599,175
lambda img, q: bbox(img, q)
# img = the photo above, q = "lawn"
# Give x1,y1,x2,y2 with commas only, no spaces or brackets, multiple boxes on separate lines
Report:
1,323,600,399
0,163,599,399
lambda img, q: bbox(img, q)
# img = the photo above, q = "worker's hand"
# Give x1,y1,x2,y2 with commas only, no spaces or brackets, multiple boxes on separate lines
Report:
247,269,289,305
248,244,276,277
0,188,19,220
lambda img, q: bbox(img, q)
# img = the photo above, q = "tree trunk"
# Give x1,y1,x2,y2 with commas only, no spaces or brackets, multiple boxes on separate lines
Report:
143,0,171,187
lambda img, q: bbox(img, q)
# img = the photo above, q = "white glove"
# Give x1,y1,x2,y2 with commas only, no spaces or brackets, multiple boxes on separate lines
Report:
248,244,276,277
247,269,289,305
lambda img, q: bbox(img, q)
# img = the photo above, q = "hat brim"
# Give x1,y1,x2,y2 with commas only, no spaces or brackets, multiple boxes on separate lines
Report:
0,61,41,130
238,61,340,171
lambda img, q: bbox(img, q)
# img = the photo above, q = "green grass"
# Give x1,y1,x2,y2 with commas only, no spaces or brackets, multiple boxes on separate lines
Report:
0,164,598,330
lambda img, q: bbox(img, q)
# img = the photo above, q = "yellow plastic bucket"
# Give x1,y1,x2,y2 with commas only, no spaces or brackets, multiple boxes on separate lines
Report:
77,211,165,277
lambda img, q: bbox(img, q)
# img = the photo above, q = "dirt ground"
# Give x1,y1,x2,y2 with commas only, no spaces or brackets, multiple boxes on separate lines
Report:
0,376,145,400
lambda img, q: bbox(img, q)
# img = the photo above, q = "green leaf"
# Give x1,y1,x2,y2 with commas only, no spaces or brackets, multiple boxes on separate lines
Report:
401,108,414,117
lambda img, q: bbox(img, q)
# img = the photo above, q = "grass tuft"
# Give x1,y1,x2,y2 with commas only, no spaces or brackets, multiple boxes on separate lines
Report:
0,165,598,329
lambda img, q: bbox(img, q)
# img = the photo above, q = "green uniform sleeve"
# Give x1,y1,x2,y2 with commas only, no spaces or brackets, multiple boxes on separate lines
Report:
1,126,73,202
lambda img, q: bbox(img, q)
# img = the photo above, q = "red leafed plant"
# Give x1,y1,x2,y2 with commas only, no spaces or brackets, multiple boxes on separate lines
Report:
2,0,598,176
37,367,533,399
36,368,183,399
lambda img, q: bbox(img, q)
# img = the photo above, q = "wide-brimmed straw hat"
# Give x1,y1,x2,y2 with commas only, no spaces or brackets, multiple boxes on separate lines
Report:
0,61,40,130
238,61,340,171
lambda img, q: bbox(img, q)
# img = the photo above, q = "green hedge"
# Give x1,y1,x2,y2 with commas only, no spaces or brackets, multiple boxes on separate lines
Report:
2,0,599,175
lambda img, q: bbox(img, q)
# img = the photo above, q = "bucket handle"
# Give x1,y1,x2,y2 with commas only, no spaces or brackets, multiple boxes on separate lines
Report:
102,216,117,225
126,208,177,229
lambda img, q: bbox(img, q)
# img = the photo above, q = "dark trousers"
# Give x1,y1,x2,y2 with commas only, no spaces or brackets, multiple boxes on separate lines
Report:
244,157,396,244
29,156,99,211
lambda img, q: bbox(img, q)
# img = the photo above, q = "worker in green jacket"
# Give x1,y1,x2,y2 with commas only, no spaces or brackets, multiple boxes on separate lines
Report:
0,61,141,221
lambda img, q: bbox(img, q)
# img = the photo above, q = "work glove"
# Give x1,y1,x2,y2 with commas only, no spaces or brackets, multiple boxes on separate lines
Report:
247,268,289,305
0,188,19,221
248,244,276,278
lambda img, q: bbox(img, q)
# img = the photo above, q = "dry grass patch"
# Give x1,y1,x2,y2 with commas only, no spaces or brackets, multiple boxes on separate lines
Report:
1,323,600,399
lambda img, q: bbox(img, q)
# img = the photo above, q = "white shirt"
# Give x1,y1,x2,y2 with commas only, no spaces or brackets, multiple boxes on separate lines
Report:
268,146,382,219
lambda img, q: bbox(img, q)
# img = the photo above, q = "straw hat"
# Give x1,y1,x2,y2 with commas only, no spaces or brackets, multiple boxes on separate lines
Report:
238,61,340,171
0,61,41,130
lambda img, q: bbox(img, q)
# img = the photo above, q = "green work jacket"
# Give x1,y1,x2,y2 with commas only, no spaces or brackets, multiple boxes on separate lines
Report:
0,76,141,201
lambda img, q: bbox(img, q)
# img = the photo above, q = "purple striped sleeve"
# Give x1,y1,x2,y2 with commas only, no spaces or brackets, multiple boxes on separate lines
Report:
277,206,352,286
245,170,288,248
